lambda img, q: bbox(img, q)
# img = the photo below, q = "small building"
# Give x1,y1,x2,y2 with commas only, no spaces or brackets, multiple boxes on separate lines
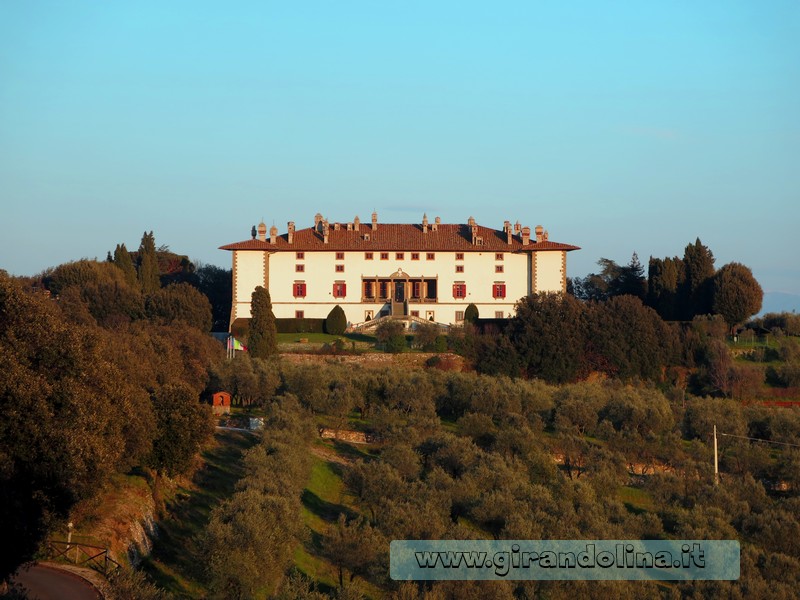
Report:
211,391,232,415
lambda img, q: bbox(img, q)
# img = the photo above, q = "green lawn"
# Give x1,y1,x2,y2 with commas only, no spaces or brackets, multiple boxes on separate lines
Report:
277,332,376,344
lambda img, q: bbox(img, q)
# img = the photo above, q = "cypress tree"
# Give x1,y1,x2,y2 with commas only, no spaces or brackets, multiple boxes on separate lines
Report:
248,286,277,358
137,231,161,294
681,238,715,318
113,243,139,289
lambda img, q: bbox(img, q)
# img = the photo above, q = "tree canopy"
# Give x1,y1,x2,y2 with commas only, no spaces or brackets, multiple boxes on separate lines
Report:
712,262,763,328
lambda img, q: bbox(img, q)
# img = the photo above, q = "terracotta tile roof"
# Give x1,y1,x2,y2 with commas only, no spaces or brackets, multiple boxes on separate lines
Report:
220,223,580,253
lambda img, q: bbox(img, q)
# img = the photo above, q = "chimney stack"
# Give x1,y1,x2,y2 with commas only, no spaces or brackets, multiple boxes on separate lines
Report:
535,225,544,243
522,226,531,246
371,211,378,230
422,213,428,233
432,216,440,232
354,216,360,232
314,212,323,231
323,220,330,244
505,220,512,244
257,222,267,242
514,221,521,234
287,221,295,244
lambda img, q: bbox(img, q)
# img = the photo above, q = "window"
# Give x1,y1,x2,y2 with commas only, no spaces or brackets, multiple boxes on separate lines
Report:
336,252,345,260
456,253,464,260
295,264,305,272
364,281,374,298
411,252,420,260
379,281,389,299
293,283,307,298
396,252,404,260
295,310,304,319
492,284,506,298
380,252,389,260
456,311,465,322
495,253,503,261
411,310,420,317
495,311,504,319
455,265,464,273
365,252,373,260
426,280,437,299
333,282,347,298
426,252,435,260
335,264,345,272
412,281,421,298
365,310,374,320
495,265,504,273
453,283,467,298
296,252,305,260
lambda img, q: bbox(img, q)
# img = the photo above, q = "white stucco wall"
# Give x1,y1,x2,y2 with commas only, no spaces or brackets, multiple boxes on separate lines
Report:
533,251,565,293
231,250,265,321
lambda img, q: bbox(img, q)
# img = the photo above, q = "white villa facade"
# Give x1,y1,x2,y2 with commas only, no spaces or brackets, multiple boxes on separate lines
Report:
220,212,579,331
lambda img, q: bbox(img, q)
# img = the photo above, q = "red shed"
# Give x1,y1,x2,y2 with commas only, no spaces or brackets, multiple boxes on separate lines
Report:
212,391,232,415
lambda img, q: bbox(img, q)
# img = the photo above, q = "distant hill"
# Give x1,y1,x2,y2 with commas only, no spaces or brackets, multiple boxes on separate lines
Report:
760,291,800,315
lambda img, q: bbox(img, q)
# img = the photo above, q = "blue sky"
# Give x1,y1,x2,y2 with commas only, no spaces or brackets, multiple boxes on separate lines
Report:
1,1,798,298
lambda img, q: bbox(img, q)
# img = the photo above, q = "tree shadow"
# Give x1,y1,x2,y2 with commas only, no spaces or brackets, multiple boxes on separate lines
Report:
302,489,356,523
141,430,258,595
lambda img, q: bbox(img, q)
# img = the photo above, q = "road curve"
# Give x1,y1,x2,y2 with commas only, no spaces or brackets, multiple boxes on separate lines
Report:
11,563,102,600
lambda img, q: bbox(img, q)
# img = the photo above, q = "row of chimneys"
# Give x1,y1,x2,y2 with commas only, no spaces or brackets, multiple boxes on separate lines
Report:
251,213,548,245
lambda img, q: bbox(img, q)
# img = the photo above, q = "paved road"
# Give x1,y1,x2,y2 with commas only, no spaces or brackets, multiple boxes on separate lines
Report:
11,563,101,600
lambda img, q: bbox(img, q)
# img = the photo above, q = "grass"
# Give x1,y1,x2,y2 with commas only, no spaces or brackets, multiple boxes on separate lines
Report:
141,429,258,598
277,332,376,345
618,485,655,514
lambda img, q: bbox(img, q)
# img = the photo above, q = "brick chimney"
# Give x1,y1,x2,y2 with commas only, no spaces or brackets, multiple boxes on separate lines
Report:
514,221,521,234
257,222,267,242
287,221,295,244
535,225,544,243
269,225,278,244
422,213,428,233
371,211,378,230
354,216,360,232
432,216,440,232
521,226,531,246
323,220,330,244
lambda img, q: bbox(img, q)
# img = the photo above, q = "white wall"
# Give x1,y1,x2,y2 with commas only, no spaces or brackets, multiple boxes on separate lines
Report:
534,251,565,293
231,251,265,321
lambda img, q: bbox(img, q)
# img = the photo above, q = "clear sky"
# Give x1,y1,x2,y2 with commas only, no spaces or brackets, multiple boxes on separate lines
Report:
2,1,798,297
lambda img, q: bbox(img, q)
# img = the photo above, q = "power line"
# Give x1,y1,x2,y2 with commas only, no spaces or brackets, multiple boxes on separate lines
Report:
718,432,800,449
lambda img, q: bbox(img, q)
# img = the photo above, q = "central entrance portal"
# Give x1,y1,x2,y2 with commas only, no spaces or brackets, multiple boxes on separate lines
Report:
394,282,405,303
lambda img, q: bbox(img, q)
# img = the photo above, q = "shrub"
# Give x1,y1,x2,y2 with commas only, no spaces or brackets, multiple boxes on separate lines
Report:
464,303,479,324
325,305,347,335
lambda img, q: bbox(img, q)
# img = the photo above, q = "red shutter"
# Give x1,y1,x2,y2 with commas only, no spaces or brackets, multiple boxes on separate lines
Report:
452,284,457,298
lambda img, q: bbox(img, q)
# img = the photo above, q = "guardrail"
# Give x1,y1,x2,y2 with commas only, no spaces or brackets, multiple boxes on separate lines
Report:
45,540,121,576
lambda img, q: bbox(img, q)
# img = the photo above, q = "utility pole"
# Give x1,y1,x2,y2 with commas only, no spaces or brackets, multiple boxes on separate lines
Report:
713,425,719,486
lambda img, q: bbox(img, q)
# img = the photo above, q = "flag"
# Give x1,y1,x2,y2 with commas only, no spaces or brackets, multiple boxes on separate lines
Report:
229,337,247,351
